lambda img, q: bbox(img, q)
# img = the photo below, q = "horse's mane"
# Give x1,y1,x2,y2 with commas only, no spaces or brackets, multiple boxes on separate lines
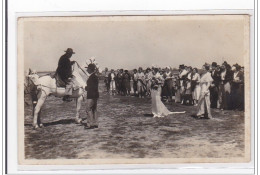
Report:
72,62,89,88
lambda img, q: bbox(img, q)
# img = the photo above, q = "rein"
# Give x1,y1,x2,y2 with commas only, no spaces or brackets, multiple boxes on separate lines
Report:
74,61,89,76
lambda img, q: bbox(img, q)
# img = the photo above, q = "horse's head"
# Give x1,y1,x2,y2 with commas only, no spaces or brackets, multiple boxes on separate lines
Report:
25,69,40,86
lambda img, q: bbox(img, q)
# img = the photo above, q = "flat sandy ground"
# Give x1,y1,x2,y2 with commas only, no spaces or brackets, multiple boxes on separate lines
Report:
23,83,245,160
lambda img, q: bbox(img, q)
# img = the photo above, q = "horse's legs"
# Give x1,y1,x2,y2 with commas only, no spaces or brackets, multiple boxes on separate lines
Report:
75,95,83,124
37,109,44,127
33,91,47,129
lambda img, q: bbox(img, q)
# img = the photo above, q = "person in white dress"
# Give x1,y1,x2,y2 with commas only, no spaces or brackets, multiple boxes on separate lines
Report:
196,64,213,119
151,68,185,117
191,68,201,106
108,69,116,95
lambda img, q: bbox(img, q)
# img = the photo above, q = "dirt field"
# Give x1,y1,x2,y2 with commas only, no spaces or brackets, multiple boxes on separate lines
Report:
24,82,245,159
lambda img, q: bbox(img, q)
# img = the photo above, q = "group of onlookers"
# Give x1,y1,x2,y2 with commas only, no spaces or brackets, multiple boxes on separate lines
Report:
103,61,245,113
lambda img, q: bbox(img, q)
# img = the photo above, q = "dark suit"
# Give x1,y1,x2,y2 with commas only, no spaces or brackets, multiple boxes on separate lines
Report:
210,69,221,108
86,73,99,99
85,73,99,127
56,53,73,83
231,71,244,110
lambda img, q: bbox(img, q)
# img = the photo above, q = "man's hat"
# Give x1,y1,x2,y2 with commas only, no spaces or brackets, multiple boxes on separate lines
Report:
87,63,96,72
179,64,184,69
233,63,241,71
212,62,217,67
64,48,75,54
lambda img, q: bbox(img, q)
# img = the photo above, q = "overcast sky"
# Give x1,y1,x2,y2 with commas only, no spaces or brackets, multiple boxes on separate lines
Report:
21,15,248,71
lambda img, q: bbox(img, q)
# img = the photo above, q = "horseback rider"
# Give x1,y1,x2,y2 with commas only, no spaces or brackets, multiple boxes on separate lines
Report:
56,48,76,102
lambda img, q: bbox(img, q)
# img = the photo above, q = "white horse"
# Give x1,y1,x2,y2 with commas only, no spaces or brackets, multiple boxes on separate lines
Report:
26,62,89,129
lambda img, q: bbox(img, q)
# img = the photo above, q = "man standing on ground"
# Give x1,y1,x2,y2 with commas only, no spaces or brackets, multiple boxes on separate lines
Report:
85,63,99,129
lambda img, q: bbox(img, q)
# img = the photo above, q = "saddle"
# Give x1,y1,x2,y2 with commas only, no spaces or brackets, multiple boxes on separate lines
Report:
52,73,66,88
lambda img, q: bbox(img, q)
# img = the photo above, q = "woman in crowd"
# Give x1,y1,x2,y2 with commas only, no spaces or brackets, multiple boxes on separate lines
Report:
230,64,244,110
191,68,200,106
196,63,213,119
108,69,116,95
179,65,188,104
132,69,138,96
184,66,193,105
137,67,146,98
145,68,153,97
117,69,124,95
164,66,174,102
122,70,131,96
104,67,110,93
219,63,233,110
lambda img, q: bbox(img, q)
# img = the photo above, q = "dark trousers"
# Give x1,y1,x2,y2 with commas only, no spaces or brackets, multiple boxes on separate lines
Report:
165,79,173,99
86,98,98,127
210,86,219,108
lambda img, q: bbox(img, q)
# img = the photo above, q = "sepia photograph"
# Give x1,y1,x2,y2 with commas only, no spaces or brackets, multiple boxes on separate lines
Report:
18,15,250,164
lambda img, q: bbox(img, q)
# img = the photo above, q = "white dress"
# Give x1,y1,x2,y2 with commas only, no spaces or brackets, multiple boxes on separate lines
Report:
151,73,172,117
192,73,201,100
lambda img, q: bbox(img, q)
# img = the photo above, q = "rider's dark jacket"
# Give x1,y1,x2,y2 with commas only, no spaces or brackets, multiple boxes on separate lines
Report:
56,53,73,83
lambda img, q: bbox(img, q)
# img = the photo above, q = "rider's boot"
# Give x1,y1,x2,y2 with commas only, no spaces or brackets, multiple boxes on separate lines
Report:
63,84,73,102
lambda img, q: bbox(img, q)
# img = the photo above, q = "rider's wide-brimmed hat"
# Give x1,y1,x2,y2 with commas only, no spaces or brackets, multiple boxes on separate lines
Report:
64,48,75,54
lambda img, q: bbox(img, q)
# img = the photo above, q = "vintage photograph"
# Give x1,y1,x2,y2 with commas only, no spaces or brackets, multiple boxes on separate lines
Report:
18,15,250,164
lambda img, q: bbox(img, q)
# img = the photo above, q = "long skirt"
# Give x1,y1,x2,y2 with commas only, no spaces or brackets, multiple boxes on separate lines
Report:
192,85,201,101
137,80,145,95
224,82,231,109
110,80,116,91
123,80,131,91
197,91,212,118
151,87,171,117
133,81,137,92
165,79,173,98
146,80,152,94
219,82,231,110
175,88,181,102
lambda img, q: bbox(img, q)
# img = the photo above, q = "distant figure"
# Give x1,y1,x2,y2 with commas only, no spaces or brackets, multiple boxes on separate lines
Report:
108,69,116,95
55,48,75,102
132,69,138,96
85,64,99,129
145,68,153,97
210,62,221,108
117,69,124,95
219,63,233,110
122,70,131,96
178,64,188,104
196,64,213,119
136,67,146,98
184,66,193,105
231,64,244,110
164,66,174,102
104,67,110,92
191,68,200,106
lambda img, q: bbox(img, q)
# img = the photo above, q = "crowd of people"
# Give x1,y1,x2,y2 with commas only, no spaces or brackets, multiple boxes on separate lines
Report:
102,61,245,114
